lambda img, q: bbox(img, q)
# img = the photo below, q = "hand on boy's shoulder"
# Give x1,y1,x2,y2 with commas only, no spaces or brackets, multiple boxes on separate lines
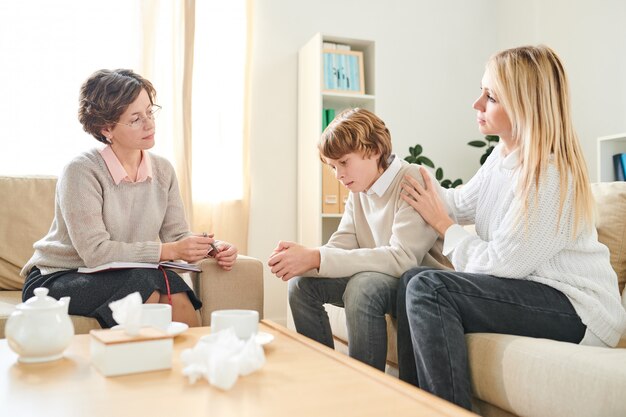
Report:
267,241,321,281
404,163,432,185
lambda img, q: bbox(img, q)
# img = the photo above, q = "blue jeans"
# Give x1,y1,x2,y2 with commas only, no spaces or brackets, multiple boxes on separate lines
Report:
396,267,586,410
288,272,398,370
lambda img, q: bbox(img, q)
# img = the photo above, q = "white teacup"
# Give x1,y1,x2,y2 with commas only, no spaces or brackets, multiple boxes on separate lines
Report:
211,309,259,340
141,304,172,331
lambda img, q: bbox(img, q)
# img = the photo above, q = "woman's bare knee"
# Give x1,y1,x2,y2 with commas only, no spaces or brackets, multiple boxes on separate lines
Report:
170,293,199,327
145,290,161,303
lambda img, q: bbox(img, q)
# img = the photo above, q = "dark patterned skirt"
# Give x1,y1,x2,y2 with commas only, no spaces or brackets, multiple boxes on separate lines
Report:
23,267,202,328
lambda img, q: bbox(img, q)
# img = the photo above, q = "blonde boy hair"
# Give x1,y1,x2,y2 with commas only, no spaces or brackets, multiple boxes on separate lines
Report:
318,108,392,171
486,45,593,233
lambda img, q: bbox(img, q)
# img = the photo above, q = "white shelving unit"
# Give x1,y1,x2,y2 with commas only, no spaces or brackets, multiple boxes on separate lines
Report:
597,133,626,182
297,33,376,247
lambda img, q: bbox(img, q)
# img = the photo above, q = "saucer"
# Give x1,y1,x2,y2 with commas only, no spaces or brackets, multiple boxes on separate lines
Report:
167,322,189,336
255,331,274,346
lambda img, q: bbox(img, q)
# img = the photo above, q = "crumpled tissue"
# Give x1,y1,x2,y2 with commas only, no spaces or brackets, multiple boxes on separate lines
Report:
109,292,142,336
181,328,265,390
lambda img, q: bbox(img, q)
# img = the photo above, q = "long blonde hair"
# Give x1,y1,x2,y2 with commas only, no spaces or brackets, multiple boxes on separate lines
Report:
487,45,593,233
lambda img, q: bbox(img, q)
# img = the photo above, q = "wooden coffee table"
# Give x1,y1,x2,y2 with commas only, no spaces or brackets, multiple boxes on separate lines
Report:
1,320,474,416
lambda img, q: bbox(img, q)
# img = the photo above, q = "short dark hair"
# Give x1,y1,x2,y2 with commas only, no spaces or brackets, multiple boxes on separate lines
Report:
78,69,156,143
318,108,392,171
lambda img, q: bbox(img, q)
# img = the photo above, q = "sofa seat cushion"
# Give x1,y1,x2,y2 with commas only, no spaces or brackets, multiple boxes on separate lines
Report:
327,304,349,342
325,304,399,366
0,290,101,338
467,333,626,417
0,291,20,337
68,315,102,335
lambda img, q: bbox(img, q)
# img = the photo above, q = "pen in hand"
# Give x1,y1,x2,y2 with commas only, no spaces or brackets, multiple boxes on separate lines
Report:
202,232,219,257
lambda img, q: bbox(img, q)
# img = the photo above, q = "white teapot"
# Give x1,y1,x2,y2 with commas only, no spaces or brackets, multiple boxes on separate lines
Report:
5,287,74,363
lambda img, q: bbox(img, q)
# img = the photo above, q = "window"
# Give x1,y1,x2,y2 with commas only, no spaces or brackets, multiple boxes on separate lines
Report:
0,0,142,175
0,1,247,203
191,1,247,202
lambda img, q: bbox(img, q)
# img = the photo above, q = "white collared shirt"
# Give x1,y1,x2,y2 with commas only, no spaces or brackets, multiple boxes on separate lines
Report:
99,145,153,185
366,154,401,197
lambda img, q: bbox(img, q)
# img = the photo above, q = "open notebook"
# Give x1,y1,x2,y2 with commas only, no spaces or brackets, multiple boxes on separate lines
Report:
77,261,201,274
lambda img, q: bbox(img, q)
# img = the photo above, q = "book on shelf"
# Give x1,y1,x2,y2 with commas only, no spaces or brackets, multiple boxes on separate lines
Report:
323,52,334,90
613,153,626,181
77,261,202,274
322,108,335,131
326,108,335,125
320,107,341,214
321,163,340,214
322,42,351,51
322,51,362,93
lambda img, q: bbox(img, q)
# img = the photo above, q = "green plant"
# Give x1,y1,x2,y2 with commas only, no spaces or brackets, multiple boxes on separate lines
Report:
467,135,500,165
404,144,463,189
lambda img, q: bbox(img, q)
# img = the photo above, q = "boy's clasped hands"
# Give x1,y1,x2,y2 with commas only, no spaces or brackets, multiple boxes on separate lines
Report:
267,241,321,281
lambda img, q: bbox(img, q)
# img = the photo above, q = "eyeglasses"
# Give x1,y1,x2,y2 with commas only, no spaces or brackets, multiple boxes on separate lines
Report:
115,105,161,130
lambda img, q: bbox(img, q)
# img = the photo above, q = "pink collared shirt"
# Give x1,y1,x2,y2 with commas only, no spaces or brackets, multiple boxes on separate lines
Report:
99,146,153,185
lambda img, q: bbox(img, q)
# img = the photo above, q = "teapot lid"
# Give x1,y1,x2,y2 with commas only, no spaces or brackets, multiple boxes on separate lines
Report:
21,287,62,310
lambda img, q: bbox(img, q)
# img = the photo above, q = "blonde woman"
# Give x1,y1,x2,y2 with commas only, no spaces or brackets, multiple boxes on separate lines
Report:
397,46,626,409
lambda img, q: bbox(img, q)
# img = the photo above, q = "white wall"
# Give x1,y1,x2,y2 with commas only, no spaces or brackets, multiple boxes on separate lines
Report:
248,0,626,325
495,0,626,178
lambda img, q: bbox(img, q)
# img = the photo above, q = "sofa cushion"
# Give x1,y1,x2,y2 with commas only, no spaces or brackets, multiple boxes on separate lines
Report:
326,304,399,365
591,182,626,294
0,291,20,334
467,333,626,417
0,176,57,290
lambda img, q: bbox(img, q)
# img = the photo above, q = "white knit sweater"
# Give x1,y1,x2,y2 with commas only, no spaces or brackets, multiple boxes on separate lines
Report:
442,144,626,346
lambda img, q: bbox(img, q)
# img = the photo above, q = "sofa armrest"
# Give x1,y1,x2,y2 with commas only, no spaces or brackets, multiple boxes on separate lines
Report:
192,255,264,326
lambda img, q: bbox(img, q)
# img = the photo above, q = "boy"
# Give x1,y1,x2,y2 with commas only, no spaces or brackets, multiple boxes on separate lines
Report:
267,108,450,370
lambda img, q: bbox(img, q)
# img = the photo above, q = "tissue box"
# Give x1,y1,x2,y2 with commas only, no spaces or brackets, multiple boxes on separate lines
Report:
90,327,174,377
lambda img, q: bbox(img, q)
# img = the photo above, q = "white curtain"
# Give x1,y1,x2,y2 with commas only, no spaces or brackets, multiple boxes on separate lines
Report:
141,0,251,252
0,0,251,253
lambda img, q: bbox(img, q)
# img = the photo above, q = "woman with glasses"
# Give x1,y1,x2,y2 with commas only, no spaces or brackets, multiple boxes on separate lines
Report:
21,69,238,329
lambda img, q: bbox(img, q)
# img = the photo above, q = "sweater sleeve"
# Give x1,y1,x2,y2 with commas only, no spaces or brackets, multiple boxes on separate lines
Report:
443,152,493,225
58,160,161,267
156,158,191,244
445,167,576,278
318,169,439,278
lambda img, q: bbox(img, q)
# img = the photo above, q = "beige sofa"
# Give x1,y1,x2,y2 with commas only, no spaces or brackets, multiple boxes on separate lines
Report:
0,175,264,338
327,181,626,417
